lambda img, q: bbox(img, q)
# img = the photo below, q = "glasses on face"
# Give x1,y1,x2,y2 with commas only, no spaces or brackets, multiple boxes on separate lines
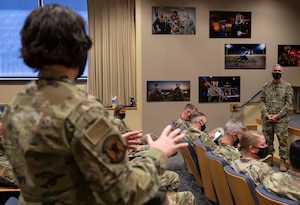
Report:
273,69,282,73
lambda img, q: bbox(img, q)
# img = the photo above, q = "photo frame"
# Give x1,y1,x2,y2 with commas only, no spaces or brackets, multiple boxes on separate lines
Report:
210,11,251,38
199,76,240,103
225,44,266,69
152,7,196,35
278,45,300,66
147,81,190,102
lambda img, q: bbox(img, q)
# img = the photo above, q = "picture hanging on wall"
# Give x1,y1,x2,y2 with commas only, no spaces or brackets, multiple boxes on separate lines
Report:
152,7,196,35
278,45,300,67
225,44,266,69
199,76,240,103
147,81,190,102
210,11,251,38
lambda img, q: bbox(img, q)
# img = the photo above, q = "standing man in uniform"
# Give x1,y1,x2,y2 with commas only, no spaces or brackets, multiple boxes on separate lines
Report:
1,4,190,205
260,64,294,172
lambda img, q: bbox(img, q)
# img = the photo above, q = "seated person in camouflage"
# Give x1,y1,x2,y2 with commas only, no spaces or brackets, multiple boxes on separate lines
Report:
0,122,17,187
113,106,191,200
182,112,218,151
173,103,198,130
212,119,246,164
1,4,190,204
230,130,274,185
261,139,300,202
112,105,132,134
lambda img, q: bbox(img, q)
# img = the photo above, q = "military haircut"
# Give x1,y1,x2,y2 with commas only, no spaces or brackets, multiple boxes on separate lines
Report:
224,118,246,136
190,112,205,123
183,103,198,112
290,139,300,170
21,4,92,71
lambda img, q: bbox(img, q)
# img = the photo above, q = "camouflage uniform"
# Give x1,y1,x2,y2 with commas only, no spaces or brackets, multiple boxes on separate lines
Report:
260,80,294,160
0,147,17,187
173,117,191,130
212,142,241,164
168,191,196,205
112,117,132,134
182,127,217,151
2,70,169,205
261,170,300,202
229,158,274,185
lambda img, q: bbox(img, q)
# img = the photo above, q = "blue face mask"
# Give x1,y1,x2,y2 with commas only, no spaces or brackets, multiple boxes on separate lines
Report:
255,147,269,159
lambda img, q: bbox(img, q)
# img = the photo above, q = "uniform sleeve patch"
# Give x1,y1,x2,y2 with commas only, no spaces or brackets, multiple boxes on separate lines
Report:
103,135,126,163
85,118,110,145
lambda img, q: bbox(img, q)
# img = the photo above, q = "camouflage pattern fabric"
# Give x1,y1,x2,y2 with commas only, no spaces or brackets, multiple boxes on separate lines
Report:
229,158,274,185
160,170,180,192
261,170,300,202
260,80,294,160
0,148,17,187
173,117,191,130
112,117,132,134
182,127,217,151
212,142,241,164
168,191,196,205
2,70,168,205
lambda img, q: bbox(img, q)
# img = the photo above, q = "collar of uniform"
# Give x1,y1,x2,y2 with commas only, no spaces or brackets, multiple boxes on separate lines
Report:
38,70,74,84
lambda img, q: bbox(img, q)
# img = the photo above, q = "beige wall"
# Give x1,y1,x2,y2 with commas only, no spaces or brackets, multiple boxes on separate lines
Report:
140,0,300,135
1,0,300,136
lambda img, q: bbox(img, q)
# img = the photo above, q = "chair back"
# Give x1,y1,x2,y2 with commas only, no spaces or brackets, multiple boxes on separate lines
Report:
179,139,203,187
224,165,259,205
194,139,218,203
255,185,299,205
4,197,18,205
206,151,235,205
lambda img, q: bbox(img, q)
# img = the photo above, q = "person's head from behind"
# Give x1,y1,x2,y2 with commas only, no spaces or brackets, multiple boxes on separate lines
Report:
190,112,207,131
181,103,198,120
114,105,126,120
21,4,92,79
224,119,246,147
239,130,268,160
290,140,300,171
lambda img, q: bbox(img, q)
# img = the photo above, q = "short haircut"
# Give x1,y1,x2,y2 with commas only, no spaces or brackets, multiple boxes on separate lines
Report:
190,112,206,123
224,119,246,136
290,140,300,170
183,103,198,112
21,4,92,71
239,130,263,155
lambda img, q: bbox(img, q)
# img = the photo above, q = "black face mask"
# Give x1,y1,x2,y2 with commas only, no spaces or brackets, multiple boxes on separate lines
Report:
200,124,206,131
255,147,269,159
119,113,126,119
233,138,240,148
272,73,281,80
77,51,87,78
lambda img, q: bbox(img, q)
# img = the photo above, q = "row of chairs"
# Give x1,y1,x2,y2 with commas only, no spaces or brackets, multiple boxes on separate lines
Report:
180,139,299,205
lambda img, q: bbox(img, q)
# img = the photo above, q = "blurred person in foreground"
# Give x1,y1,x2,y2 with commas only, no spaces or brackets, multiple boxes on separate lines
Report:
1,4,190,205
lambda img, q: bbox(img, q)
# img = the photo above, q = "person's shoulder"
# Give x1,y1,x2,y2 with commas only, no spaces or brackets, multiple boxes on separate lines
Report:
112,117,122,124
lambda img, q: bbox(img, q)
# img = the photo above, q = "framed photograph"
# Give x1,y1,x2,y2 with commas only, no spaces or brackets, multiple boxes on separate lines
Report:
210,11,251,38
147,81,190,102
199,76,240,103
225,44,266,69
278,45,300,66
152,7,196,35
